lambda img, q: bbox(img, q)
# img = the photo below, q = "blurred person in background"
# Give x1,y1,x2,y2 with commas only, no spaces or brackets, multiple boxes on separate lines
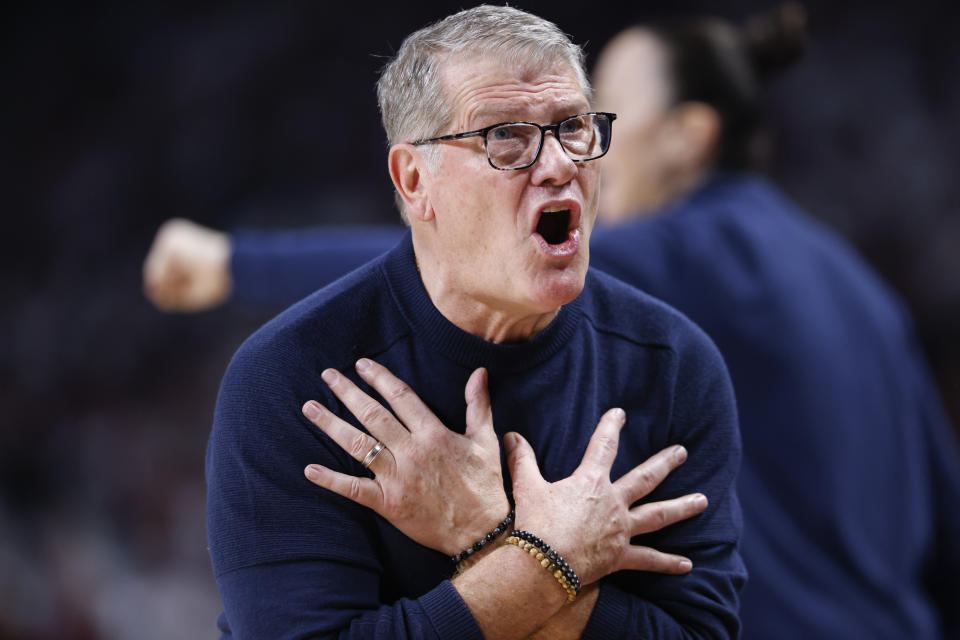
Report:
588,8,960,638
147,4,960,638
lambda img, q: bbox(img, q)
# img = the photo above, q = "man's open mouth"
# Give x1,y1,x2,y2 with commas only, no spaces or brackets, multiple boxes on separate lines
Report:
536,207,573,245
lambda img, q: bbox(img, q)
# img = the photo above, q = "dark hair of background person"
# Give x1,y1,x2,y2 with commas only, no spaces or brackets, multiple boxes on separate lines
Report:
649,3,807,172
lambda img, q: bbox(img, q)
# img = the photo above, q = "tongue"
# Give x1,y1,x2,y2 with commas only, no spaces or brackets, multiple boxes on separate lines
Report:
537,211,570,245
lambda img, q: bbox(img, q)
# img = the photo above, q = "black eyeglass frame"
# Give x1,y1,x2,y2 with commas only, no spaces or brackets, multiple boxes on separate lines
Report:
410,111,617,171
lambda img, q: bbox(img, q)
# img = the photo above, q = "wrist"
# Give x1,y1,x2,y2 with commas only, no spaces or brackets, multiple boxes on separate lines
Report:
451,508,515,569
454,525,511,573
505,530,582,602
452,544,569,639
447,494,510,553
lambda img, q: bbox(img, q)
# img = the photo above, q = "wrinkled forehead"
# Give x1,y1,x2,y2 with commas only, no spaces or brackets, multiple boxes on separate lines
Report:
439,52,591,128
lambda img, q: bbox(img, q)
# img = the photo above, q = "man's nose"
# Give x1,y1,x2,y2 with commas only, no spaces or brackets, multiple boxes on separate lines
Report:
531,133,577,185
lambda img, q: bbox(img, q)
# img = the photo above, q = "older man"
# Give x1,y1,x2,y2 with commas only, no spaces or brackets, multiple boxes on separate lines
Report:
206,6,744,639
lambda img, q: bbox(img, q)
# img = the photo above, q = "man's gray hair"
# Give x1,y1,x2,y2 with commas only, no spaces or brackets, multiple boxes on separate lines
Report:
377,4,591,153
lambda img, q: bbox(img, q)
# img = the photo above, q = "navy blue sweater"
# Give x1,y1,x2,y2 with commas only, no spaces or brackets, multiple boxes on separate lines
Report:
228,173,960,638
208,234,746,638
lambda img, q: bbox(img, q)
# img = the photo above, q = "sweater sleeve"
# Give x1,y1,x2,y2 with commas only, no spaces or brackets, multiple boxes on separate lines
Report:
213,564,479,640
205,332,483,640
230,226,405,308
582,326,746,639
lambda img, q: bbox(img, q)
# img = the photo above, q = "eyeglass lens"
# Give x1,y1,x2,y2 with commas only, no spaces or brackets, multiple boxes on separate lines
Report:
485,113,611,170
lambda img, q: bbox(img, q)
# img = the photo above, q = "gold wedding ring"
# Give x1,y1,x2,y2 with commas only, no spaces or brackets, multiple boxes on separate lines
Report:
361,441,386,469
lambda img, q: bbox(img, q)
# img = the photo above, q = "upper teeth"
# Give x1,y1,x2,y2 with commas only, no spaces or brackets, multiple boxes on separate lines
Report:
542,206,568,213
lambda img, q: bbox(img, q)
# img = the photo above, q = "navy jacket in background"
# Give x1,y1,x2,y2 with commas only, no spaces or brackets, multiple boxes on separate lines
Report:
228,172,960,638
591,173,960,639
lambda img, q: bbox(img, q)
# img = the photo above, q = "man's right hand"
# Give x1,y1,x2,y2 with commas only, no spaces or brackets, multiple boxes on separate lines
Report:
507,410,707,587
142,218,232,312
459,398,708,640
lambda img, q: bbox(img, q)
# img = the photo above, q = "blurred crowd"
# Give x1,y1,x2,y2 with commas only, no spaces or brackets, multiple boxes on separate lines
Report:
2,2,958,638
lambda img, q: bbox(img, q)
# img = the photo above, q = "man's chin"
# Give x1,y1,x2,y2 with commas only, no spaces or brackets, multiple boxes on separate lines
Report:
531,263,588,310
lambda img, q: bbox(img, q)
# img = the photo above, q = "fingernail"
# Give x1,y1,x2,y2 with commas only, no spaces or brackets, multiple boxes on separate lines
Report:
304,465,322,481
612,407,626,422
321,369,338,385
692,493,708,509
302,401,322,420
674,445,687,463
678,558,692,572
355,358,371,373
504,433,518,453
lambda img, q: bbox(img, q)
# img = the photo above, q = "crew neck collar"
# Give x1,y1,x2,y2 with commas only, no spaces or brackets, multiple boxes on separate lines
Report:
381,233,583,373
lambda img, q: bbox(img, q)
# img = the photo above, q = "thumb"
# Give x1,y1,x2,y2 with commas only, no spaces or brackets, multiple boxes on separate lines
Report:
505,432,542,494
464,368,495,446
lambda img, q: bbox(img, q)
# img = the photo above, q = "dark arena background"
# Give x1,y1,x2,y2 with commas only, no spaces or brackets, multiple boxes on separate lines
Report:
2,1,958,637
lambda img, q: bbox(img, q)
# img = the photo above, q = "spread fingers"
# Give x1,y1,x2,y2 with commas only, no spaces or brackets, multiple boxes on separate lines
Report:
630,493,708,535
319,368,409,444
304,464,385,512
354,359,443,434
620,545,694,575
302,400,396,475
614,444,688,505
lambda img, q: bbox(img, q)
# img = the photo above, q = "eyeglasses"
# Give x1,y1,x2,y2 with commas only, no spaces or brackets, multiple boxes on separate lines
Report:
410,112,616,171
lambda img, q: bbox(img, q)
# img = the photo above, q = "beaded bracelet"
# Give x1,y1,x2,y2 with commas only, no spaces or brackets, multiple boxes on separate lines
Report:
449,509,515,565
505,530,581,602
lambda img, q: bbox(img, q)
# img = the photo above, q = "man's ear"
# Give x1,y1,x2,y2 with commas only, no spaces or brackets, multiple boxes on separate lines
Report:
388,144,434,222
668,101,721,169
